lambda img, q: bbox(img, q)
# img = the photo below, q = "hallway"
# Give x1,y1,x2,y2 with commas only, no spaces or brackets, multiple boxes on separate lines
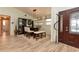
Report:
0,15,10,36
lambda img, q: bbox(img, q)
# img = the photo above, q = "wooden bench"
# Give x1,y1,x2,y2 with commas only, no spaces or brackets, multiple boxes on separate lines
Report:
33,31,46,40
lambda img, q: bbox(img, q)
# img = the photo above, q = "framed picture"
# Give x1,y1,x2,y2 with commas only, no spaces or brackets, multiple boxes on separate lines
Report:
28,19,32,25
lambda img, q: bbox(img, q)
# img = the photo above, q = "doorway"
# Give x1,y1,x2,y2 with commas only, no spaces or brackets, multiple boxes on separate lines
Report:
58,7,79,48
0,15,10,36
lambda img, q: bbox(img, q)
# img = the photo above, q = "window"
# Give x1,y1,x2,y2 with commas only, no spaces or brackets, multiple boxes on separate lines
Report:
70,12,79,33
60,15,63,32
46,19,51,25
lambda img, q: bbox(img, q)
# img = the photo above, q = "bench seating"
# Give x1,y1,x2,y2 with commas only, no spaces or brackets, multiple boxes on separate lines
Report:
33,31,46,40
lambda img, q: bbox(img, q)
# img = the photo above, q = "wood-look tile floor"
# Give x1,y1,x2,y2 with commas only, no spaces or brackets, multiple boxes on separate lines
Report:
0,35,79,52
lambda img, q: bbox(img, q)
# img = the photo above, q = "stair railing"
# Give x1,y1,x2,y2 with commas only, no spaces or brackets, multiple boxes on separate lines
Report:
53,14,59,43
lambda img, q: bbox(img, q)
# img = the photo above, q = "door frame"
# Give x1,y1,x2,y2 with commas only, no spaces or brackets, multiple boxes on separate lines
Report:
0,15,10,36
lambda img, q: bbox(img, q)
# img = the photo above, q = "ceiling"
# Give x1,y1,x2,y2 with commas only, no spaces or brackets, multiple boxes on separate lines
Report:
15,7,51,19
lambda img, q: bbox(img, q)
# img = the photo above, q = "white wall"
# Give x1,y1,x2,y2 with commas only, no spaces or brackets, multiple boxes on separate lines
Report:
41,20,51,35
51,7,74,42
34,19,51,36
0,7,33,35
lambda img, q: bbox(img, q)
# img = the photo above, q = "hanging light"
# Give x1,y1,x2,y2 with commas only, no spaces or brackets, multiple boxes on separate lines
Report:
33,9,37,12
32,9,38,20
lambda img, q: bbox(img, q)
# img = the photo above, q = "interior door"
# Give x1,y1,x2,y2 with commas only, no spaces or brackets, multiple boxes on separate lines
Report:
59,7,79,48
5,19,10,35
0,17,2,35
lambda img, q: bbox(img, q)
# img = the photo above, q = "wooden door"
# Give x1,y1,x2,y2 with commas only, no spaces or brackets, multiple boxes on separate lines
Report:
4,19,10,35
0,17,2,35
58,11,69,42
58,7,79,48
3,16,10,35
